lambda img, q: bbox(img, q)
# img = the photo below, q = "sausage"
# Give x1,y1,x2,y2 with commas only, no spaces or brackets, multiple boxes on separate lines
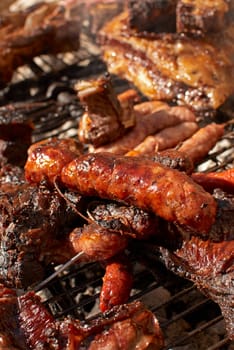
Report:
192,169,234,194
61,153,217,235
127,121,198,155
25,138,82,184
178,123,224,164
100,254,133,312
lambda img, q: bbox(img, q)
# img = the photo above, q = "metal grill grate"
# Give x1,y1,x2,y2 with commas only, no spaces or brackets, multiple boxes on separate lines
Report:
1,36,234,349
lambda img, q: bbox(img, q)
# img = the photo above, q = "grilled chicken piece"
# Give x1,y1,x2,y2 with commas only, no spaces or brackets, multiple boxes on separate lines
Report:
126,0,177,33
0,1,80,86
160,189,234,340
99,11,234,112
176,0,234,35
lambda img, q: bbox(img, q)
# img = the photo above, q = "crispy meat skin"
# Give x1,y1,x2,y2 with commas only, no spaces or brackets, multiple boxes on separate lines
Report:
127,0,177,33
0,182,80,288
160,189,234,339
99,12,234,111
61,153,217,236
176,0,233,35
0,1,80,85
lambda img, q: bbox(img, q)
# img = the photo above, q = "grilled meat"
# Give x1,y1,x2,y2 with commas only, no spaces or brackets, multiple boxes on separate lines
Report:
0,103,34,166
0,284,164,349
90,102,196,154
0,1,80,86
88,200,159,240
191,169,234,194
177,123,225,164
0,182,81,288
100,254,133,312
61,153,217,236
76,75,131,147
176,0,233,35
99,11,234,112
126,0,177,33
25,137,83,184
160,189,234,339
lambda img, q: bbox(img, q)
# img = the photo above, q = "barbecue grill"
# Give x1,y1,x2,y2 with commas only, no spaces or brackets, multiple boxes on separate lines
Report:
1,27,234,350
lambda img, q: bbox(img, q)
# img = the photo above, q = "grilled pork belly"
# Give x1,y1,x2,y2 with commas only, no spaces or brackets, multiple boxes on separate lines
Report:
0,1,80,86
99,11,234,112
176,0,234,35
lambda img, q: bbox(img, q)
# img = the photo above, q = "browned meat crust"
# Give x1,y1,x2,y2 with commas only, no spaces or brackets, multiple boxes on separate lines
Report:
0,2,80,86
0,285,164,349
160,189,234,340
98,11,234,112
61,153,217,236
176,0,233,35
126,0,177,33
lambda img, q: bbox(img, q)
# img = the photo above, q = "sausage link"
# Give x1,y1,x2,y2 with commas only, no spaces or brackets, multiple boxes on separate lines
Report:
61,153,217,235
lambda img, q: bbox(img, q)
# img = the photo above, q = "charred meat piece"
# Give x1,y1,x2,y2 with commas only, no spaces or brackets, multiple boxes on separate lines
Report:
0,104,34,166
0,182,81,288
127,0,177,33
76,75,132,147
176,0,233,35
159,190,234,339
99,12,234,112
150,149,194,174
61,152,217,236
88,201,159,240
0,1,80,86
25,137,83,184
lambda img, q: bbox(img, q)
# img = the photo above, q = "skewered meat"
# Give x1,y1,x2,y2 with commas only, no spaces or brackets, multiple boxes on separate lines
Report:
91,103,196,154
0,1,80,86
61,153,217,236
177,123,225,164
25,137,83,184
0,181,82,288
100,253,133,312
0,283,164,349
127,121,198,155
69,223,129,262
126,0,177,33
176,0,233,35
98,11,234,112
76,75,135,147
192,169,234,194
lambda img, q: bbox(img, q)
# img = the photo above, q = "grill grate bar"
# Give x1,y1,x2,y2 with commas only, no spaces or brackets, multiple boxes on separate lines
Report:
164,315,224,349
207,337,231,350
160,299,212,328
